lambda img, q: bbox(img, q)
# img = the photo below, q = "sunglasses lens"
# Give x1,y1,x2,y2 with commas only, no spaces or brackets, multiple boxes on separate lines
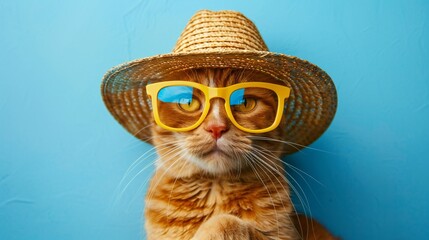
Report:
230,87,279,130
157,86,205,129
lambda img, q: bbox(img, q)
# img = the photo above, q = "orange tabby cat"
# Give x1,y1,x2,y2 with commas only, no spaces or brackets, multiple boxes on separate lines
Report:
144,68,337,240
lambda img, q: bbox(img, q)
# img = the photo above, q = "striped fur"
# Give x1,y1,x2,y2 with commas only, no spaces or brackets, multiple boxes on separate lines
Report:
144,69,337,239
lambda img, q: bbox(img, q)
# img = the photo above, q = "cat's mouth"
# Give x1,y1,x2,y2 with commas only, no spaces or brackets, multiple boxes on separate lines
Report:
201,146,227,157
202,148,227,157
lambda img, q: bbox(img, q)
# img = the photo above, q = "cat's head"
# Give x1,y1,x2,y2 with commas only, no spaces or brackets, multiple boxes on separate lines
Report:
150,68,287,178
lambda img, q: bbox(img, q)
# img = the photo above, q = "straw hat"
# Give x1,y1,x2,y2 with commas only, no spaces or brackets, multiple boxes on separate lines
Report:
101,10,337,154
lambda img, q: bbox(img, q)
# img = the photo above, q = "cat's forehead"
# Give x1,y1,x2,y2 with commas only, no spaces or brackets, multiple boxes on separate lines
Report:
181,68,278,87
201,71,247,87
185,69,246,87
168,68,281,87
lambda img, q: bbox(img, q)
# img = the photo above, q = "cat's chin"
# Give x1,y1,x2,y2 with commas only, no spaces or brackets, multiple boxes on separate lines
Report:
188,149,244,176
200,146,226,157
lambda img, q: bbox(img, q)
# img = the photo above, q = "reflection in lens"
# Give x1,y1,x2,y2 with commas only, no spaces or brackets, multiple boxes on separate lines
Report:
230,87,278,130
157,86,204,129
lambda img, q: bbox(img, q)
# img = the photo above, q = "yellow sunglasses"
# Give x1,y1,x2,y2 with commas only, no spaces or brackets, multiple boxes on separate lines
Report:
146,81,291,133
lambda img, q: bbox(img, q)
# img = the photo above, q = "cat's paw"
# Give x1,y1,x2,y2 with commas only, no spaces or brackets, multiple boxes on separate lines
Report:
191,214,251,240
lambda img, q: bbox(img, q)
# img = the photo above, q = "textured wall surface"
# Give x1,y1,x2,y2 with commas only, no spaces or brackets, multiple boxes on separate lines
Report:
1,0,428,239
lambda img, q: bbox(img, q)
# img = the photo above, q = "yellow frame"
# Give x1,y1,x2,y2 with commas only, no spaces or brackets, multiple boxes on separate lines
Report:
146,81,291,133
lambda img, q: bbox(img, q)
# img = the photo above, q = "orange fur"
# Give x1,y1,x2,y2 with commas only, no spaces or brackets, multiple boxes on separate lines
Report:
144,69,337,239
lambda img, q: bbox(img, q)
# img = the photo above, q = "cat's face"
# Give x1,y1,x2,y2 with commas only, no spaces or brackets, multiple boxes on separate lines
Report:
151,69,286,178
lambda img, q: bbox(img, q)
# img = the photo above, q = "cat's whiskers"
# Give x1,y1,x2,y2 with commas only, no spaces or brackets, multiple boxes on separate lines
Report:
145,147,197,221
254,146,309,210
247,148,308,236
116,140,183,204
131,123,155,139
242,153,281,238
254,136,301,152
145,146,189,203
245,152,287,238
253,144,323,184
114,149,157,204
250,135,328,217
119,140,177,186
119,124,157,150
247,149,309,239
230,148,243,179
252,143,326,196
115,135,166,196
117,140,182,189
165,155,189,224
127,141,187,207
249,135,336,155
253,142,324,220
246,150,290,197
251,145,318,240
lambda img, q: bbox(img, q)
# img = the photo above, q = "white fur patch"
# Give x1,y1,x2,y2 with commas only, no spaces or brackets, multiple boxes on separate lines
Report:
208,76,222,121
212,101,221,120
209,76,215,87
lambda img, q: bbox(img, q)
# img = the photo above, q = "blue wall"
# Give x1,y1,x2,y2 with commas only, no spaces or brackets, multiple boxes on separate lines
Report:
1,0,428,239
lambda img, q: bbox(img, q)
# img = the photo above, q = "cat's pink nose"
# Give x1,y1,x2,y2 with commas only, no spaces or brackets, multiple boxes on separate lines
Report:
205,124,228,140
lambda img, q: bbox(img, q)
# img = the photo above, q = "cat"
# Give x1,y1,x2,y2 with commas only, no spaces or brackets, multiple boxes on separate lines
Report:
143,68,337,240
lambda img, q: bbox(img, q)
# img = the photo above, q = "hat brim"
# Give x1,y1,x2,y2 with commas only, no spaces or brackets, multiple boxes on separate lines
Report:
101,50,337,154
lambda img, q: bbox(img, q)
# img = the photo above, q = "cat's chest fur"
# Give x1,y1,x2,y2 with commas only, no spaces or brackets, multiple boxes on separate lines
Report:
145,170,291,239
186,178,257,217
148,174,262,218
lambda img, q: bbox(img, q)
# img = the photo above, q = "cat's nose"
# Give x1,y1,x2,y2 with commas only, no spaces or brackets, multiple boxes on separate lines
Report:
204,123,228,140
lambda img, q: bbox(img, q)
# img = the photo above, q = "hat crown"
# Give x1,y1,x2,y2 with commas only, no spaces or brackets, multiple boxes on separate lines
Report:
173,10,269,53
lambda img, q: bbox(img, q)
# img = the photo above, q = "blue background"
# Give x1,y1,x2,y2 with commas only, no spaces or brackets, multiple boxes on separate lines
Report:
1,0,428,239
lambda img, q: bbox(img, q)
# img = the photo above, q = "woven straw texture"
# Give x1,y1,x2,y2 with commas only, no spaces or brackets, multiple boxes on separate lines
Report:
101,10,337,154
